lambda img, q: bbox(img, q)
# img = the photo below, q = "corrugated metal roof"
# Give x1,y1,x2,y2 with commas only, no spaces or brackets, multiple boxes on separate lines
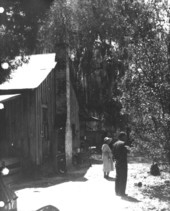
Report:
0,94,21,103
0,53,56,91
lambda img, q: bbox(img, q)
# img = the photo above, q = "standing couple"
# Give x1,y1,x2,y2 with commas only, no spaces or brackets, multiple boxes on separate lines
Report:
102,132,130,197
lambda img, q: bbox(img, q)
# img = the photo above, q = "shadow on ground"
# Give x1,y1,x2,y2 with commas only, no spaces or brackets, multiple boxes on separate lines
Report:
12,164,90,190
121,196,141,203
106,176,115,181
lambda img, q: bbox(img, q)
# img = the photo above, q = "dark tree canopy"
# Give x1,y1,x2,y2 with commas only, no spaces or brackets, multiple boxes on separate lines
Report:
37,0,170,161
0,0,53,83
38,0,160,128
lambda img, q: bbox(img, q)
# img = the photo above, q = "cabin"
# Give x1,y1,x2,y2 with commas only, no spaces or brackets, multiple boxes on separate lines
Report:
0,53,81,177
0,54,56,171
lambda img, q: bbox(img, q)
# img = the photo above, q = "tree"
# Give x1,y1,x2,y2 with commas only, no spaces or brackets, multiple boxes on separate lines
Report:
71,0,163,130
38,0,170,162
0,0,53,84
119,1,170,162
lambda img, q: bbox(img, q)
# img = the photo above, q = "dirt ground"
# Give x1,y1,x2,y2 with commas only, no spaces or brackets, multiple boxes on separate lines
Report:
12,154,170,211
124,161,170,210
89,154,170,211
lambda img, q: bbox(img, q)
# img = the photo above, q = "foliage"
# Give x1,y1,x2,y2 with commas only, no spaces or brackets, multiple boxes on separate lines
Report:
38,0,170,161
38,0,151,128
119,1,170,162
0,0,53,83
74,0,168,131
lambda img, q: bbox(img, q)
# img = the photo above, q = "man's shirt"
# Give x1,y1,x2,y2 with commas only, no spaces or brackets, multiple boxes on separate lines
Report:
113,140,128,164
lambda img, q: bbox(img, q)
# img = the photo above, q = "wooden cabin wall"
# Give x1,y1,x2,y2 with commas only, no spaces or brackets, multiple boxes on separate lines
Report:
0,109,8,157
1,93,36,163
35,69,55,165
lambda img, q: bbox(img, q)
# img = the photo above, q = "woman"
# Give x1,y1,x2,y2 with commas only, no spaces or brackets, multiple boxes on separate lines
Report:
101,137,113,178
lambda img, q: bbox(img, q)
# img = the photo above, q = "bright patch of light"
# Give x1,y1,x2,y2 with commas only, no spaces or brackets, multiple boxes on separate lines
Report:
6,10,14,17
137,68,142,73
66,0,71,6
1,62,9,70
0,201,5,207
0,103,4,109
1,167,9,175
16,164,135,211
111,41,119,50
0,7,4,14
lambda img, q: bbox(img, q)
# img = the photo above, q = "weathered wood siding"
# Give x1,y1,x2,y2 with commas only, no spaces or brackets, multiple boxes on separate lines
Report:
0,69,56,165
35,69,55,164
0,92,36,162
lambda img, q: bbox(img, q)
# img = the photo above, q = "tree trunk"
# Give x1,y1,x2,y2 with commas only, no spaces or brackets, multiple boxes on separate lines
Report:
65,44,73,170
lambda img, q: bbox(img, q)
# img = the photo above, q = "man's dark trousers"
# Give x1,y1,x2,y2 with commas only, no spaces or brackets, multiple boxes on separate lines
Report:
115,162,127,196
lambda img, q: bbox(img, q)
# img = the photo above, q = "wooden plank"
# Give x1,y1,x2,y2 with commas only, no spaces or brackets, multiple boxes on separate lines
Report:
0,157,21,183
0,158,20,167
30,92,36,163
35,89,40,165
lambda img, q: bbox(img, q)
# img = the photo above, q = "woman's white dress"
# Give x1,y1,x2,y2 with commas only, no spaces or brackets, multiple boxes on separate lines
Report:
102,144,113,172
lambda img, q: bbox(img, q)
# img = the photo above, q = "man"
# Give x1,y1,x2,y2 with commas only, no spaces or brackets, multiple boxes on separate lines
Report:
113,131,130,197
